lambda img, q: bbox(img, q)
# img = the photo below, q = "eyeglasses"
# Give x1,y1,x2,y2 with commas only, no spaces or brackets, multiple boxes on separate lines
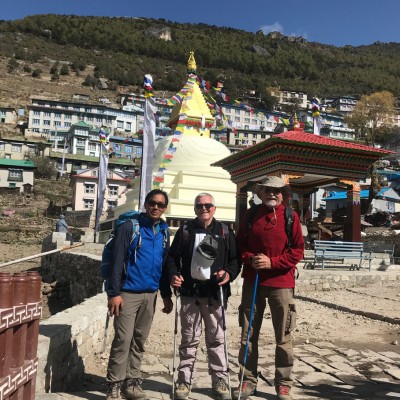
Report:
147,200,167,209
195,203,214,210
262,187,282,195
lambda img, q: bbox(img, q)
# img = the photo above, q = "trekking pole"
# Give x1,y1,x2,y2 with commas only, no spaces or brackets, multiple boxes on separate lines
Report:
172,289,180,398
238,272,259,400
101,310,111,353
220,285,232,399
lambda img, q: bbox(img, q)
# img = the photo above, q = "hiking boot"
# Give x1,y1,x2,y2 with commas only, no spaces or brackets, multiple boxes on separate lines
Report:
232,381,256,400
121,378,147,400
276,385,292,400
106,382,121,400
212,378,230,400
174,381,191,400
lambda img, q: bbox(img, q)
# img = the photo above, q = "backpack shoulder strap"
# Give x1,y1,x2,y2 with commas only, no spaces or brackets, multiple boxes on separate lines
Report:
246,204,262,233
219,221,230,253
130,218,140,243
220,222,229,237
160,225,169,250
181,220,192,245
283,207,299,279
219,221,230,241
128,218,141,262
284,207,294,248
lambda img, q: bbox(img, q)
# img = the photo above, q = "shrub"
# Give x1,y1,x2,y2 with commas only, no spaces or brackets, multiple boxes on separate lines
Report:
60,64,69,75
82,74,98,87
32,68,42,78
7,57,19,72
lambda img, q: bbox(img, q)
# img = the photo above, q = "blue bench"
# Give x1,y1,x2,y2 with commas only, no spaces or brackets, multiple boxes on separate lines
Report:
312,240,373,271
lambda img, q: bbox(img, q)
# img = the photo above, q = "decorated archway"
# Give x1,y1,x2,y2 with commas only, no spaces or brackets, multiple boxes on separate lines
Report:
213,128,393,241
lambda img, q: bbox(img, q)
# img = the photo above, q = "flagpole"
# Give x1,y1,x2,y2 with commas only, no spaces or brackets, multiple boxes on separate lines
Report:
311,98,322,222
94,144,100,244
139,74,156,211
60,135,67,177
94,140,102,244
94,127,109,243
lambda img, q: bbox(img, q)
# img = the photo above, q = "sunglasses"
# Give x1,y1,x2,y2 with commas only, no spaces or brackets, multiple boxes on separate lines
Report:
262,187,282,195
195,203,214,210
147,200,167,209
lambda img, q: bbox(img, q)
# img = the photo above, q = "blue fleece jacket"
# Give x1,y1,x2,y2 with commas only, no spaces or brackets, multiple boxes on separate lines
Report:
106,213,171,298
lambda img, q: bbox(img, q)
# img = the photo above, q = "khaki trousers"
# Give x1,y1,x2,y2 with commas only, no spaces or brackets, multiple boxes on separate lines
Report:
106,291,157,382
238,280,296,387
178,296,227,384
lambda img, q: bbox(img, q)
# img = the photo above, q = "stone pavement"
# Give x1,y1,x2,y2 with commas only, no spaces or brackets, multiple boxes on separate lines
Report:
38,339,400,399
36,270,400,400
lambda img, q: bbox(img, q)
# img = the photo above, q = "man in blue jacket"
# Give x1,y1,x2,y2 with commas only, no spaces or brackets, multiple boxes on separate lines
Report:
106,189,173,400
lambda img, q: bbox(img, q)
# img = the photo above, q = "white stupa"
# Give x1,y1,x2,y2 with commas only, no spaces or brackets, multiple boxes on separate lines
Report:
108,52,236,233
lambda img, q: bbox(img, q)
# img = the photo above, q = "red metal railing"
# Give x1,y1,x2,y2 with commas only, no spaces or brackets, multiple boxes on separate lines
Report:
0,272,42,400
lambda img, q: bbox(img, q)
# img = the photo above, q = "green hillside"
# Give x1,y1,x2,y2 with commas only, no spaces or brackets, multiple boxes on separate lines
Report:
1,14,400,101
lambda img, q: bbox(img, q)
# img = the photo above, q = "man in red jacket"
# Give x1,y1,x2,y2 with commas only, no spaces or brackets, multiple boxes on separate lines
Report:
233,176,304,400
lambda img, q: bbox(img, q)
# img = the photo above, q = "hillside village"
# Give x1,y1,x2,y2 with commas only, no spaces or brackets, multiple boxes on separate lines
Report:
1,60,400,234
2,17,400,241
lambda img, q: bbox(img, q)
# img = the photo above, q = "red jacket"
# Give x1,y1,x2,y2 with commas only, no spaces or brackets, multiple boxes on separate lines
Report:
236,204,304,288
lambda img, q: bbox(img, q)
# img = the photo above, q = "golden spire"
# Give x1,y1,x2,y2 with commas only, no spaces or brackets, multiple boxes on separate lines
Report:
293,113,299,128
187,51,197,73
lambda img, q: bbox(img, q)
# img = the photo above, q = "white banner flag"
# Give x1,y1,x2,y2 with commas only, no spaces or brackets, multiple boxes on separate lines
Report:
95,143,108,232
60,137,67,176
313,116,323,135
140,96,156,211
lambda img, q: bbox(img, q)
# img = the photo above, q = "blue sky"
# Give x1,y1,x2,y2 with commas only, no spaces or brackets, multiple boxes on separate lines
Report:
3,0,400,47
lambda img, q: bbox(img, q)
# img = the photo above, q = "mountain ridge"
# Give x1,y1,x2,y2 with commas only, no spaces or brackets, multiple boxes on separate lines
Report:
1,14,400,104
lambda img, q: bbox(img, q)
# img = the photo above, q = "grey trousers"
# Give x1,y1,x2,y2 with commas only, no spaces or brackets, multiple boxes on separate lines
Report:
106,291,157,382
178,296,227,384
238,280,296,388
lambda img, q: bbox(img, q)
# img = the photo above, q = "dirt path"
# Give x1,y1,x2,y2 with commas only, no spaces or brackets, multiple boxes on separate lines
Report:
84,281,400,391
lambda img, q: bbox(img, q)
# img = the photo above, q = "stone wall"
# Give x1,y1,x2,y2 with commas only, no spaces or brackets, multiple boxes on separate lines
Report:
41,236,103,305
36,292,113,393
295,269,400,294
362,234,400,258
64,210,92,229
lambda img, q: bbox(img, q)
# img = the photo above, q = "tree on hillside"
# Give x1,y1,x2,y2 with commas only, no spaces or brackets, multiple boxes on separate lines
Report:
35,142,48,157
31,68,42,78
345,91,395,145
28,155,57,179
60,64,69,75
71,60,87,72
82,74,98,87
7,57,19,73
50,62,59,74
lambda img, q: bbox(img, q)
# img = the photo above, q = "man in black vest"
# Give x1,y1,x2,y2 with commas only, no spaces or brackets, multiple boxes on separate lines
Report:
167,192,241,400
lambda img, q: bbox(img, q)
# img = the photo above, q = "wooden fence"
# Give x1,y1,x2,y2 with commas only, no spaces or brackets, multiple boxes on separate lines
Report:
0,272,42,400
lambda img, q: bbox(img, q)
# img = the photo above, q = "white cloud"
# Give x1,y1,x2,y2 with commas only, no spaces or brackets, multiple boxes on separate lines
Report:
259,22,308,40
288,31,308,40
260,22,284,35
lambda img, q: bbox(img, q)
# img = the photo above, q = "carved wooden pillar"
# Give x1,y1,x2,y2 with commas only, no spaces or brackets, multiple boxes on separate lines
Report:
342,181,361,242
235,182,248,232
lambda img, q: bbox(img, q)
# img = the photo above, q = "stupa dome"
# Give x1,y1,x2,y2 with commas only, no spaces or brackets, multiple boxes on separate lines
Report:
154,135,231,177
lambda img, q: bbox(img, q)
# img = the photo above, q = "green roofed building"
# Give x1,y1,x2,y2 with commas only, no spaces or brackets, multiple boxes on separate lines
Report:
0,158,36,193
